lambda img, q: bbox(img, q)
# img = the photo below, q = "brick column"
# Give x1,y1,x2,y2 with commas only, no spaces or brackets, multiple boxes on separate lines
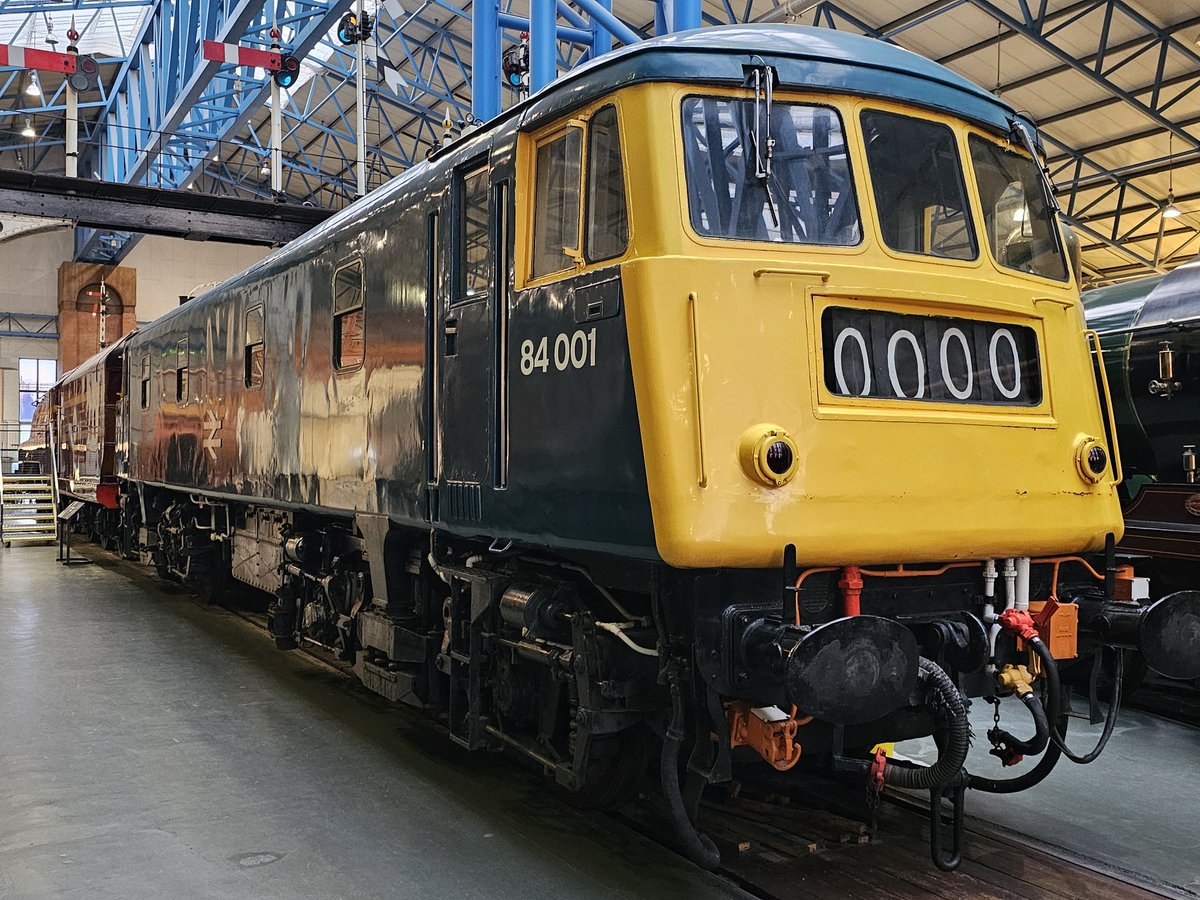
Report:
57,262,137,372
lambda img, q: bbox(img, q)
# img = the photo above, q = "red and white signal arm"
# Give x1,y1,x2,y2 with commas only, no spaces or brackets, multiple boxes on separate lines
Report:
0,43,76,73
202,40,282,71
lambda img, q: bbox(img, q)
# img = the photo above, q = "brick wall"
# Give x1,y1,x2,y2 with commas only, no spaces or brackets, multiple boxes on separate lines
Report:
56,262,137,373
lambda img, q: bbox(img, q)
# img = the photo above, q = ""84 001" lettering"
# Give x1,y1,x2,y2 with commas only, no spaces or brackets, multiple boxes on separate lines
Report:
519,328,597,375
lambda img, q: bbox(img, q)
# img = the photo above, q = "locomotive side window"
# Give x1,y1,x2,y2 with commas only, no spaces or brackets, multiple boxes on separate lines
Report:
860,110,977,260
532,127,582,276
175,339,188,404
244,304,265,389
457,165,491,301
586,106,628,262
968,134,1068,282
681,97,860,245
333,260,365,372
139,355,150,410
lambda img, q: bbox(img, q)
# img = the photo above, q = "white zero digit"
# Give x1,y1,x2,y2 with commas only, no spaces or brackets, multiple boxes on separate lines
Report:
553,333,570,371
833,327,871,396
570,330,588,369
988,328,1021,399
887,329,926,399
939,327,973,400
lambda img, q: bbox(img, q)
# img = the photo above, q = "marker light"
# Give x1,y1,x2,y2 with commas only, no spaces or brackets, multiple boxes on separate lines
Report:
739,424,800,487
1075,437,1109,483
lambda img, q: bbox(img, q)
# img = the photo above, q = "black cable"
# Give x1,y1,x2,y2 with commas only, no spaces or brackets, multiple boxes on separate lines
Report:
882,658,970,791
660,669,721,871
650,577,720,871
1050,647,1125,765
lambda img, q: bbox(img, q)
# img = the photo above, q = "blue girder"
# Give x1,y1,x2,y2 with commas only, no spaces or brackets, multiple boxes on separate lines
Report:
0,0,1191,280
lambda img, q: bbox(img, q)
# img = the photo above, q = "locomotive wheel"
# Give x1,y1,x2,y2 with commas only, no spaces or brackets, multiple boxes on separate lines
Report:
559,727,650,810
152,554,176,583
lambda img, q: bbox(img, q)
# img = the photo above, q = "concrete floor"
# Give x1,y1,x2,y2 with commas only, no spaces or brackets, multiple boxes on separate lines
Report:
0,546,748,900
900,681,1200,895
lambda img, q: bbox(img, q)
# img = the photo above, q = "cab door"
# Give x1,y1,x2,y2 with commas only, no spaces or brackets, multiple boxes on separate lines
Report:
436,157,507,522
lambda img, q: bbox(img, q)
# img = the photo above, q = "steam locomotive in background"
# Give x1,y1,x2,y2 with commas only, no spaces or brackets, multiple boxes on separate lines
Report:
20,25,1200,872
1084,261,1200,690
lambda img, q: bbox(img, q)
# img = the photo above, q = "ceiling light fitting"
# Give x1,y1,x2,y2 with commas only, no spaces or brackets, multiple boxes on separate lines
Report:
21,117,35,139
1164,132,1182,219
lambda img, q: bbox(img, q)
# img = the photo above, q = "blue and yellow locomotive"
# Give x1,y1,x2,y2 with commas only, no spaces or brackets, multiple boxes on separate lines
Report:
33,25,1200,870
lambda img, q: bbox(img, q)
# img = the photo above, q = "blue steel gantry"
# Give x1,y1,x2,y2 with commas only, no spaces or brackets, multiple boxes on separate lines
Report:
0,0,1197,284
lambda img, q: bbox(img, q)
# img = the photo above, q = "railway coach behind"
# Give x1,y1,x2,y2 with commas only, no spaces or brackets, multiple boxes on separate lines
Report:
43,25,1200,870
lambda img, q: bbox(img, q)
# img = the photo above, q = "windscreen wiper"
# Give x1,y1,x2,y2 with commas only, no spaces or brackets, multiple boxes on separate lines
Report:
1009,117,1060,213
749,62,779,229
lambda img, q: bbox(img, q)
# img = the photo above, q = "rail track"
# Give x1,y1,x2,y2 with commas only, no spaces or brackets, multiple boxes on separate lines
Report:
1126,676,1200,728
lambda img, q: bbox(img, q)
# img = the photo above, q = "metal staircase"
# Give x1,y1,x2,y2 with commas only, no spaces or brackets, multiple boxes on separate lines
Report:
1,472,57,547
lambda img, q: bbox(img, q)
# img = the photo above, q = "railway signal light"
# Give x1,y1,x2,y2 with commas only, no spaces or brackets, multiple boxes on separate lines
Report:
336,12,373,44
273,54,300,88
501,36,529,89
69,54,100,92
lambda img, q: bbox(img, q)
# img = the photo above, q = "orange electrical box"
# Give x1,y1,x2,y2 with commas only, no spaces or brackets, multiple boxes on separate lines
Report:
1026,600,1078,660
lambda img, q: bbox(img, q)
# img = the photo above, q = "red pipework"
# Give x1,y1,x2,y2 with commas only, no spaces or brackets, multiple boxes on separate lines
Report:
838,565,863,617
997,608,1039,642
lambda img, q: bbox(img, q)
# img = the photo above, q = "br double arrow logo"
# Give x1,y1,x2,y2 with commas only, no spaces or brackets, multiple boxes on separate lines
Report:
202,409,223,461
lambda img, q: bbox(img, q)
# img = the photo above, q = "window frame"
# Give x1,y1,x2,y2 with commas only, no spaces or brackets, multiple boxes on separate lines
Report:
583,104,630,266
530,123,585,279
453,161,492,305
17,357,56,441
678,93,864,249
332,258,366,374
139,354,151,410
520,103,637,289
858,106,979,264
174,338,189,405
965,129,1069,284
244,304,265,389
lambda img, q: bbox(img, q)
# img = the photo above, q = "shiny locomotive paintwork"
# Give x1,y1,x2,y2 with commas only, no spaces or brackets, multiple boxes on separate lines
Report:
106,28,1122,571
123,109,655,559
53,336,129,506
23,29,1158,863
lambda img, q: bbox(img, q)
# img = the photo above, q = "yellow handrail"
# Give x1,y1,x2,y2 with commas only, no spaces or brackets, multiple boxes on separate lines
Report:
1085,329,1123,488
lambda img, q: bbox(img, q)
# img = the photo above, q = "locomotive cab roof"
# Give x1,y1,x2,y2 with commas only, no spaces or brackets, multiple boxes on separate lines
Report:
143,24,1041,333
491,25,1035,146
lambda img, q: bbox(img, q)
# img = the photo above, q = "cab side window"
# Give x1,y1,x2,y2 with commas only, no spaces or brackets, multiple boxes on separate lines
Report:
532,127,582,277
586,105,628,262
530,106,629,280
457,165,491,302
333,260,365,372
245,304,265,389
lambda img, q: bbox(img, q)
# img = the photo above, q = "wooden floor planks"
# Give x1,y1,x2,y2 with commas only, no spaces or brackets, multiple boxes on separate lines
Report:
621,782,1166,900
